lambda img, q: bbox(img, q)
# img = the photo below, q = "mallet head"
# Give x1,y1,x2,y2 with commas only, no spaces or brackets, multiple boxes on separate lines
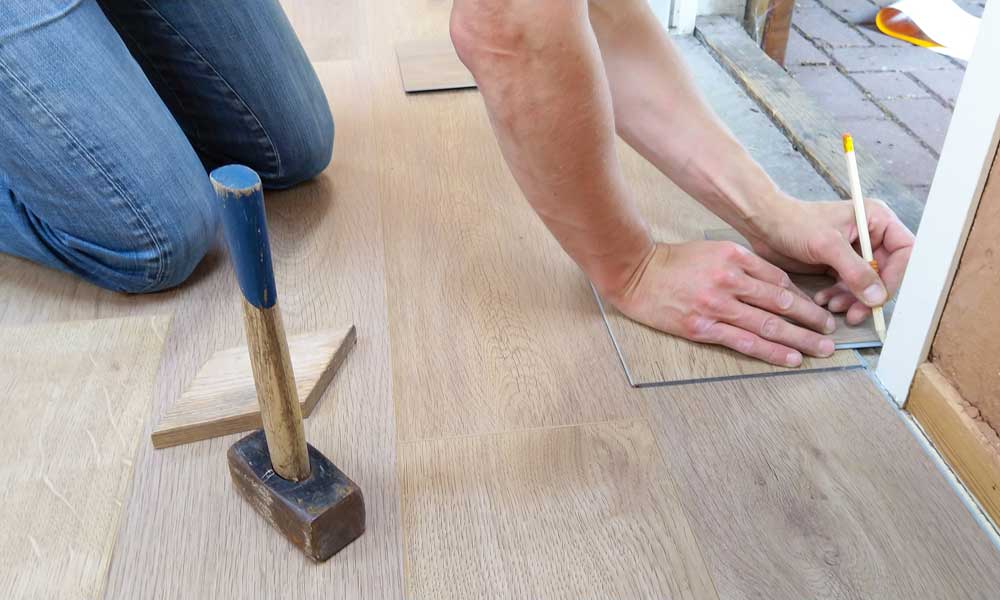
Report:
228,430,365,562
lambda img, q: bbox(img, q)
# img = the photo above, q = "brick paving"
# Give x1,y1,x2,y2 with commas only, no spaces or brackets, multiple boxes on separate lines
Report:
785,0,986,203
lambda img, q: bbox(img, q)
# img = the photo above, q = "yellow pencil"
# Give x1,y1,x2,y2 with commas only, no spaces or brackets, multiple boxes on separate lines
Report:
842,133,887,343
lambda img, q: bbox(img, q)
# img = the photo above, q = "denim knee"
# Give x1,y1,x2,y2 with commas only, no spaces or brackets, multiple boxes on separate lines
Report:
105,178,218,294
263,101,334,190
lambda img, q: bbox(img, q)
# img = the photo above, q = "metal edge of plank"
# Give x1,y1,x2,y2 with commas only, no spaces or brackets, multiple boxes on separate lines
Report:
694,15,924,232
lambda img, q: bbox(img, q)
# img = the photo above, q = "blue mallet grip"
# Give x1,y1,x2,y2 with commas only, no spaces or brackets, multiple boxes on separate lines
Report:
210,165,278,308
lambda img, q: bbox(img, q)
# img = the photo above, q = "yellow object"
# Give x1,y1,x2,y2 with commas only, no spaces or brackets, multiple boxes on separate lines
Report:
842,133,854,153
876,7,942,49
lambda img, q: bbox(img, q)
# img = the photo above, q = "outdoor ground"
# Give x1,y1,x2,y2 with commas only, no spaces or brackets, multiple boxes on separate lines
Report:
785,0,987,203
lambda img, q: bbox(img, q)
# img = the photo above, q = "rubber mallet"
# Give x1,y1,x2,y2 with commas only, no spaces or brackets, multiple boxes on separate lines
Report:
210,164,365,562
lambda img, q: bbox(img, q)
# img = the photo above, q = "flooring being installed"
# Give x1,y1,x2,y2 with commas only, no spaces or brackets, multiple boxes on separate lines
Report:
1,1,998,598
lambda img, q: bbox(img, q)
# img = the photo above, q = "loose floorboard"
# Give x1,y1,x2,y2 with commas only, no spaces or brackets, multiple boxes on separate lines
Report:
641,370,1000,598
395,39,476,93
0,316,169,600
0,0,998,597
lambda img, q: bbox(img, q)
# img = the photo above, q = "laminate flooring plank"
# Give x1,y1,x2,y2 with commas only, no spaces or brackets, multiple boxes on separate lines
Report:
280,0,362,62
0,316,169,600
640,370,1000,598
369,3,642,443
396,39,476,93
399,421,719,599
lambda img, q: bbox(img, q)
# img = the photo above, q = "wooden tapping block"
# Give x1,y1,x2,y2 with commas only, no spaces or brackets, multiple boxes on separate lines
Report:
213,164,365,561
395,39,476,93
704,228,887,349
151,325,356,449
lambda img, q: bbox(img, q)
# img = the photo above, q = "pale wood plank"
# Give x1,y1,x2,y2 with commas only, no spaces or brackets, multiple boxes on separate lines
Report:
280,0,362,62
0,316,169,600
395,39,476,93
908,362,1000,526
371,8,643,443
641,369,1000,598
705,228,884,349
399,421,719,599
152,326,356,449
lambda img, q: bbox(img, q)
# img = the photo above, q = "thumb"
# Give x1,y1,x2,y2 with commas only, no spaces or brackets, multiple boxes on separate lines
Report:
813,232,887,307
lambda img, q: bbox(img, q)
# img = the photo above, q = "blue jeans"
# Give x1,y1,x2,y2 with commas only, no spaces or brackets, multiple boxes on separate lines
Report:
0,0,333,292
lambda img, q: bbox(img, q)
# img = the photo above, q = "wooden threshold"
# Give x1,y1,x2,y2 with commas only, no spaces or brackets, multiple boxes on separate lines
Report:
907,362,1000,526
695,16,924,231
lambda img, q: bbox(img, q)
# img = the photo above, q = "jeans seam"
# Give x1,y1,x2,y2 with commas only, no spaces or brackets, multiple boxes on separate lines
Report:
0,53,168,291
137,0,283,177
99,8,204,148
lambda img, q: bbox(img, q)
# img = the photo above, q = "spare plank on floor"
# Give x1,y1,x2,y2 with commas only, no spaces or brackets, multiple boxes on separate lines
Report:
0,316,170,600
395,40,476,93
641,370,1000,598
399,420,718,599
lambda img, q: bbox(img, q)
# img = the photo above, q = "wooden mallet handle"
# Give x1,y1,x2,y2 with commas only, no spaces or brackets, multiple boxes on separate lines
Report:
211,165,311,481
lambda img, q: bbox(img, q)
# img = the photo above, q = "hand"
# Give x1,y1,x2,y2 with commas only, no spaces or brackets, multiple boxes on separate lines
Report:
741,197,914,325
607,241,837,367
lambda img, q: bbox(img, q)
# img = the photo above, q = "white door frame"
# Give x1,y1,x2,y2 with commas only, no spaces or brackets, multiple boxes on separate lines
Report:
651,0,698,33
876,0,1000,404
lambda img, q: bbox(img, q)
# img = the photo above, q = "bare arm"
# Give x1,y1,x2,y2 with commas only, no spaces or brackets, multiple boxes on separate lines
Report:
450,0,652,297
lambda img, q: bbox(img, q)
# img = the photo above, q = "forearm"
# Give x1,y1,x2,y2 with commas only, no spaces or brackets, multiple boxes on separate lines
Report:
451,0,653,296
589,1,789,235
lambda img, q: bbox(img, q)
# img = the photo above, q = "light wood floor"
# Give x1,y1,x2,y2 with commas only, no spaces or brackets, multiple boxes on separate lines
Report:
1,1,998,598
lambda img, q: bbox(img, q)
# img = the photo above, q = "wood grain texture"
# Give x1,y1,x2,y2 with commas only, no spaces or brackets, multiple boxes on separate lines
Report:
641,369,1000,598
375,6,642,443
152,326,356,449
705,228,885,349
399,420,719,599
597,147,860,387
395,39,476,93
695,16,924,231
932,150,1000,433
0,316,169,600
908,363,1000,527
241,301,311,480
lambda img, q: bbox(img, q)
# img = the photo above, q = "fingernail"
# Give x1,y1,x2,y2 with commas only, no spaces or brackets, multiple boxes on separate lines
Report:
863,284,886,305
786,351,802,367
778,289,794,310
819,338,835,356
825,315,836,334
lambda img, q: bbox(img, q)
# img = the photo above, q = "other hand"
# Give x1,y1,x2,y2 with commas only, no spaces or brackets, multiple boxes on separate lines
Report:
741,197,914,325
608,241,837,367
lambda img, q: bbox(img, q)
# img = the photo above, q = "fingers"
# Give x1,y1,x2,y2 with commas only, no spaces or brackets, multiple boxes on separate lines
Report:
726,301,836,358
736,248,812,301
809,230,887,307
737,277,835,334
703,321,803,367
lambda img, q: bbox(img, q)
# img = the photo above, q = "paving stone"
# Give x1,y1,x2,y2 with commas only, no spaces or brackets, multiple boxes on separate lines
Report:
910,69,965,106
880,97,954,153
839,117,939,187
795,0,826,11
817,0,879,24
851,71,928,99
955,0,986,17
831,45,955,71
789,65,884,119
906,185,931,205
794,8,873,48
785,28,832,65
